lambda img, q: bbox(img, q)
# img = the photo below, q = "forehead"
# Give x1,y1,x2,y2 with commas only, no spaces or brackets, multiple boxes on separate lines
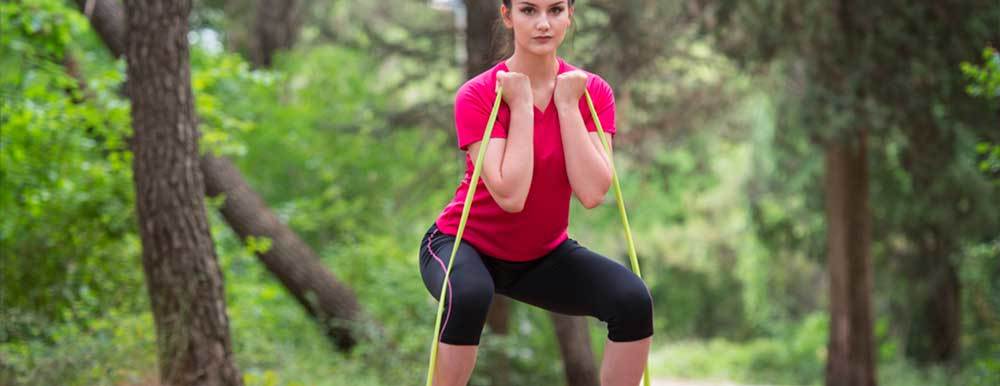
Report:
512,0,567,6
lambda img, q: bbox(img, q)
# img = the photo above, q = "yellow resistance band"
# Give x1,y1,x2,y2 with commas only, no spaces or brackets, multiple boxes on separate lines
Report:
425,88,651,386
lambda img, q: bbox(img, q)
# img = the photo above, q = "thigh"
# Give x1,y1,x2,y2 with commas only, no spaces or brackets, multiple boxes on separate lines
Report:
418,225,496,303
499,238,646,319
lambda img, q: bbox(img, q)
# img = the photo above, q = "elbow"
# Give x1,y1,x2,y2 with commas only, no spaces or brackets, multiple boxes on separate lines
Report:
497,195,526,213
485,176,528,213
578,179,611,209
580,195,604,209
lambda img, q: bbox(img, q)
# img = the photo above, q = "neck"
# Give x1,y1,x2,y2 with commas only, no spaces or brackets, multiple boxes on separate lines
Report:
505,51,559,86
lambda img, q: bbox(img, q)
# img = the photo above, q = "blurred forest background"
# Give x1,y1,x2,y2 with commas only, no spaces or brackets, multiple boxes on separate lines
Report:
2,0,998,385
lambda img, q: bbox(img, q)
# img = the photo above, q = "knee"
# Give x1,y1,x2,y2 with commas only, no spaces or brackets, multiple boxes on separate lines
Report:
606,278,654,342
614,280,653,320
439,280,494,345
449,280,494,316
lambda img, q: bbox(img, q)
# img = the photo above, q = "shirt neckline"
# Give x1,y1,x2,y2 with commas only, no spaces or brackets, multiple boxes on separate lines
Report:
496,57,572,115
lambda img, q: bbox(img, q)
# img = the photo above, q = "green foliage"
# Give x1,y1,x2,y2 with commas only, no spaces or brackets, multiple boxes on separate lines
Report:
958,240,1000,361
1,0,140,333
191,48,266,157
976,142,1000,182
961,47,1000,99
650,313,827,385
210,44,461,249
963,47,1000,183
0,310,157,386
650,311,992,386
0,0,84,59
709,0,1000,365
4,0,997,385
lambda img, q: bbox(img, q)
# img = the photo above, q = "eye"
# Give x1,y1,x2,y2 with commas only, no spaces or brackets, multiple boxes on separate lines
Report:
549,6,564,15
520,7,536,15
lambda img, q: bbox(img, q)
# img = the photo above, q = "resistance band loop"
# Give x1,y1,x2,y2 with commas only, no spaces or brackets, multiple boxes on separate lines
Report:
424,86,503,386
585,89,652,386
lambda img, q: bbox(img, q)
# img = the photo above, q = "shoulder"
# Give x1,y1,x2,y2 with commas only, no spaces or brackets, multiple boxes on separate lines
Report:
562,59,614,99
456,63,502,103
586,73,613,96
578,68,613,99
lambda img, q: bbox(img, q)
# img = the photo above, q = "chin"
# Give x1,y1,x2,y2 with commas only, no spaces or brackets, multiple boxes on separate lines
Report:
526,47,557,56
520,39,564,56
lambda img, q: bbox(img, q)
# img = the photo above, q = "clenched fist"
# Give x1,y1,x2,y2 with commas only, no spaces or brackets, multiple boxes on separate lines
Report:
496,71,533,110
554,70,588,108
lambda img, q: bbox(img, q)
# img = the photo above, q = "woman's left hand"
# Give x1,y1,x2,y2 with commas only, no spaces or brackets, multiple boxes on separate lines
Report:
554,70,588,108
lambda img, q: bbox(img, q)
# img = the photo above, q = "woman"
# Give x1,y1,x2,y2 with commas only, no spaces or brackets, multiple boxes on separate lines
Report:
419,1,653,385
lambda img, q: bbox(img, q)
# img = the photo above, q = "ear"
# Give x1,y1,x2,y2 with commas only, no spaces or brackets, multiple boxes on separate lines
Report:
500,5,513,28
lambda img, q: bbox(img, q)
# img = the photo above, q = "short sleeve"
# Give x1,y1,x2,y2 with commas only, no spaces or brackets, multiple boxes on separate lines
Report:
454,81,508,151
579,75,616,137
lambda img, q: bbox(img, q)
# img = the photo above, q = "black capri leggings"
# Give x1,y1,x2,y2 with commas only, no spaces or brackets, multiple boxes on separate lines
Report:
418,222,654,345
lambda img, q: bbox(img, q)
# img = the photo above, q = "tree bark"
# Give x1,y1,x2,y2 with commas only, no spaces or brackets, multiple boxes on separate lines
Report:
250,0,301,68
125,0,243,385
464,0,500,78
901,123,962,363
550,314,600,386
586,0,677,86
75,0,372,352
920,261,960,362
201,154,367,350
481,296,510,386
824,130,876,386
75,0,126,57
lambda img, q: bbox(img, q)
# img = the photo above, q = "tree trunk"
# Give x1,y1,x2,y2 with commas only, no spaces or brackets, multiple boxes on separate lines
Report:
201,154,368,350
550,314,600,386
485,296,512,386
464,0,500,78
824,130,876,386
125,1,243,385
75,0,373,352
250,0,301,68
901,124,961,364
899,226,962,364
920,261,960,362
75,0,126,56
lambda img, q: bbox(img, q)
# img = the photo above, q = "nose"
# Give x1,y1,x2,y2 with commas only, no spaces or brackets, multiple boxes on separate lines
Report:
537,16,550,32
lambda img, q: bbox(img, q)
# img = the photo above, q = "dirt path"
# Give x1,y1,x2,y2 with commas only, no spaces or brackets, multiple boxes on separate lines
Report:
652,378,763,386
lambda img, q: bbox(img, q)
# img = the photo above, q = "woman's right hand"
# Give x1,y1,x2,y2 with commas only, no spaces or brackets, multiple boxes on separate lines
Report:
496,71,532,110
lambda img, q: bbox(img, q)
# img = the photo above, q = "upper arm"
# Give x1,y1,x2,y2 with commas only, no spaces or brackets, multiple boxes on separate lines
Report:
466,138,514,208
581,75,616,137
455,82,508,151
456,79,520,211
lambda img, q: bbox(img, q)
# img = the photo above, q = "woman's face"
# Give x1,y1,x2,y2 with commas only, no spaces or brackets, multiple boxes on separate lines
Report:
502,0,573,56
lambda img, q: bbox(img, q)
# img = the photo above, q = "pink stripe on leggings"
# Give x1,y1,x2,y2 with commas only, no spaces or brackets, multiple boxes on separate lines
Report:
427,230,453,341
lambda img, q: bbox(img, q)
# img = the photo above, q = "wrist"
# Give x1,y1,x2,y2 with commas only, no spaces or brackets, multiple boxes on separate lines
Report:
509,101,533,112
556,99,579,111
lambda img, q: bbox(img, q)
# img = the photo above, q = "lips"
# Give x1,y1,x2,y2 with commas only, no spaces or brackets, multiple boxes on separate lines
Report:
533,36,553,43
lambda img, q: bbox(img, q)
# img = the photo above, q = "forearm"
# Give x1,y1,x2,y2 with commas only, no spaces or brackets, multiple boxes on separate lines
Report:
557,102,612,207
497,103,534,206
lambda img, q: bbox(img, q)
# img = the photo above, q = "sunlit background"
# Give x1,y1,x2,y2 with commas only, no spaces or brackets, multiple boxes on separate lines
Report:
2,1,998,385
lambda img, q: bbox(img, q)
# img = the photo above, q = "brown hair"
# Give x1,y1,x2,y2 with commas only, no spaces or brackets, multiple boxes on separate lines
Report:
492,0,577,62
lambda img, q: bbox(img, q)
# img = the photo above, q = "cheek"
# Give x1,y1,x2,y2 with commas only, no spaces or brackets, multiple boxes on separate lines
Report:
515,19,534,36
514,23,535,44
555,16,572,33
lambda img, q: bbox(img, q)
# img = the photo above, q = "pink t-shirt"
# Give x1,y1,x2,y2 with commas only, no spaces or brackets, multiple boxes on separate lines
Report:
434,57,616,262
